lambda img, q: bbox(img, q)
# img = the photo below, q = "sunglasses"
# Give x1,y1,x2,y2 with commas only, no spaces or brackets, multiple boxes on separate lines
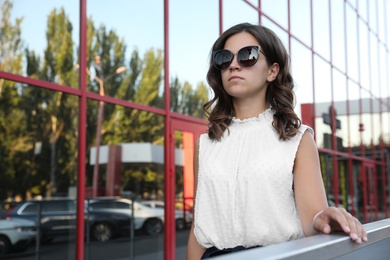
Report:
213,45,264,70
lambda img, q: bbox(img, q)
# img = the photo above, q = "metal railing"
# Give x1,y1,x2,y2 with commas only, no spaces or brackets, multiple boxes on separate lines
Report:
215,218,390,260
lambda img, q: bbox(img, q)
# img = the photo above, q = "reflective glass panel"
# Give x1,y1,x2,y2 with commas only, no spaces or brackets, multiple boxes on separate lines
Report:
369,32,380,97
262,18,289,53
345,5,359,82
169,0,216,118
372,99,381,148
261,0,288,30
368,0,377,34
358,0,368,22
173,130,195,259
223,1,260,29
377,0,386,40
85,101,165,259
332,69,348,152
359,19,369,90
313,55,332,149
313,0,330,61
361,89,373,149
381,109,390,145
6,0,79,87
291,38,313,106
331,0,346,73
0,81,79,259
379,45,389,99
87,1,164,108
348,80,362,148
290,0,311,47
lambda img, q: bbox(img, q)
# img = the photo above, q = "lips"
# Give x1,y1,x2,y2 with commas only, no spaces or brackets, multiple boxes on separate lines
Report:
228,75,243,81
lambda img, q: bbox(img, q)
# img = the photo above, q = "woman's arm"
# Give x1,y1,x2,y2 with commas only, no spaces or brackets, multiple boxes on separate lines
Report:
293,131,367,243
186,139,206,259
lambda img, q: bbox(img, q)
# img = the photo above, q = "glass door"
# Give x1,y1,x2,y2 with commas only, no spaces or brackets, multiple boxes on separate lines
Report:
168,118,207,260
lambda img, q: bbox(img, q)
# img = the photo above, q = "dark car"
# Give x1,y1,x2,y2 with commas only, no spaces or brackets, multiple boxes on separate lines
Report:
7,198,132,242
86,197,165,236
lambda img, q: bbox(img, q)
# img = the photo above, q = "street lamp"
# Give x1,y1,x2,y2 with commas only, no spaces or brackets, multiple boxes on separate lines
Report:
91,57,126,197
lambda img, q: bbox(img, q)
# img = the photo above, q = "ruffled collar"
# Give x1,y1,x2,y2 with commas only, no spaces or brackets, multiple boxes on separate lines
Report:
231,107,273,123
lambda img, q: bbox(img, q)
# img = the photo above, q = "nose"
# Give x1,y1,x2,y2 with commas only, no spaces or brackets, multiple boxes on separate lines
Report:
228,55,241,70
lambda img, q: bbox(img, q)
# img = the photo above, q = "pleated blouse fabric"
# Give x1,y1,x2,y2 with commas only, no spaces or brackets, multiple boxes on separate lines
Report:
194,108,313,249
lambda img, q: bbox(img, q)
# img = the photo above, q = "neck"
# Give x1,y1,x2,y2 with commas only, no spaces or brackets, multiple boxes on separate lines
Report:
232,102,269,120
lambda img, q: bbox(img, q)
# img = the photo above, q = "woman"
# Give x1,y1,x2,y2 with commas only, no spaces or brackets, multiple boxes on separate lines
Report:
186,23,367,259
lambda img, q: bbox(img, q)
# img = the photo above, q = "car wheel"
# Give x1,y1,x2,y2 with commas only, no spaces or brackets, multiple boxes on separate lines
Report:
0,235,11,255
143,219,163,235
176,218,185,230
91,223,113,242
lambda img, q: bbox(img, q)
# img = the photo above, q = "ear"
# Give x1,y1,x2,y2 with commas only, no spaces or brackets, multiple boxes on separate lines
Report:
267,63,279,82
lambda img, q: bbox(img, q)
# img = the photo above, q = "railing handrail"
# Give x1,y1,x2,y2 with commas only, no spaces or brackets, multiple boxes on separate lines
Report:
214,218,390,259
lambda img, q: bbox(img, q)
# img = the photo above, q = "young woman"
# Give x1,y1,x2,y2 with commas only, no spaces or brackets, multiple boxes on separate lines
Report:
186,23,367,259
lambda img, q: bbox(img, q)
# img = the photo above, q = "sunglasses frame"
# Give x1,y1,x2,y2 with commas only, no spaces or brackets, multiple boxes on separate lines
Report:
213,45,264,70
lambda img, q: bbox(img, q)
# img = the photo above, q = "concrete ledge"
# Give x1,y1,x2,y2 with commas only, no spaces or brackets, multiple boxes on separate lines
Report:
214,218,390,260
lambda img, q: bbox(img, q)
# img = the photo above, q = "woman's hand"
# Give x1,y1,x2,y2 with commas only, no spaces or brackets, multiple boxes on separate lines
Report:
313,206,368,244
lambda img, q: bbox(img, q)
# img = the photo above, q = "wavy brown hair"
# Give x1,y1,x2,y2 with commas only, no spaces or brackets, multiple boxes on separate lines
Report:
204,22,301,141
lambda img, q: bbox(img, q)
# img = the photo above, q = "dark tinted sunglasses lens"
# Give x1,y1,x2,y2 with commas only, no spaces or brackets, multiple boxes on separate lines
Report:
214,50,233,70
238,46,259,67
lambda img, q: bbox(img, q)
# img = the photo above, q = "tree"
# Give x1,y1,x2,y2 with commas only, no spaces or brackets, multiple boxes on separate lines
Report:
115,48,142,101
0,0,23,97
170,77,209,118
39,7,77,195
0,0,28,199
190,82,209,118
106,48,164,144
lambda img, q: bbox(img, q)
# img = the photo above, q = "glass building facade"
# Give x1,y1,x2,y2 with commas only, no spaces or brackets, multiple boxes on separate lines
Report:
0,0,389,259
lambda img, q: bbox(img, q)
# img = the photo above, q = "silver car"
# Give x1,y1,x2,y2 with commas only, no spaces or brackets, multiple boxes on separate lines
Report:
141,200,193,230
0,218,36,255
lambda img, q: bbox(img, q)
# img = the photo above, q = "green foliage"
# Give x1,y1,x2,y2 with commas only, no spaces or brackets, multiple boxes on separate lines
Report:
120,48,164,108
116,49,142,100
0,0,27,198
170,77,209,118
25,49,41,78
0,0,24,75
42,7,75,85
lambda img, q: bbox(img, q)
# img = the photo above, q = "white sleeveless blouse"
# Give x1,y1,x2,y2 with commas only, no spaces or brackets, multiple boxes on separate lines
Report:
194,108,313,249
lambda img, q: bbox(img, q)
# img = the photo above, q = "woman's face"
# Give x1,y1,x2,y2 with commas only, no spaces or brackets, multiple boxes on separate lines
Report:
220,32,277,102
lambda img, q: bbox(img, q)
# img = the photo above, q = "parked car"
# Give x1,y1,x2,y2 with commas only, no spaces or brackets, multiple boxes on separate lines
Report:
0,218,36,255
7,198,132,242
141,200,193,230
86,197,165,236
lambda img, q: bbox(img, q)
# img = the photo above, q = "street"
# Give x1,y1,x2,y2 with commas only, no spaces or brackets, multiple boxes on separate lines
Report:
2,229,190,260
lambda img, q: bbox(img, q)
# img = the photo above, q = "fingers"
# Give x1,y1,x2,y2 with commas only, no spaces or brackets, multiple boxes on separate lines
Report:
341,209,368,244
313,207,367,244
347,214,368,243
321,223,331,234
336,208,354,233
345,212,361,243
